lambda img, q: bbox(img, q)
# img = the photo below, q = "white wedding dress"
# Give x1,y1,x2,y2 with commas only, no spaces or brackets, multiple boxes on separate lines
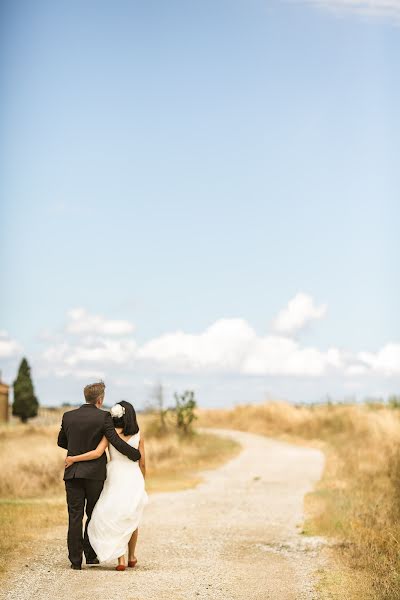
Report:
88,431,148,562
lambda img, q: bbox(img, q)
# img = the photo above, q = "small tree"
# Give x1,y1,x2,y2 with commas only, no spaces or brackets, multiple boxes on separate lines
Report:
155,382,168,433
144,382,169,435
175,390,197,435
12,358,39,423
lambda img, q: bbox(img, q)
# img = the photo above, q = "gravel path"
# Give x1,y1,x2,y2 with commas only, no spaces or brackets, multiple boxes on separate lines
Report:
2,429,326,600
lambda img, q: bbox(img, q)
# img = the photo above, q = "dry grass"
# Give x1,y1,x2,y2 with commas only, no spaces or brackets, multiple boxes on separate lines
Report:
145,429,240,492
198,401,400,600
0,411,239,574
0,424,66,498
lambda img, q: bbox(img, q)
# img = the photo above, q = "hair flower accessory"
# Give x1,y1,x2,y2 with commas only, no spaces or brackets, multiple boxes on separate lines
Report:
111,403,125,418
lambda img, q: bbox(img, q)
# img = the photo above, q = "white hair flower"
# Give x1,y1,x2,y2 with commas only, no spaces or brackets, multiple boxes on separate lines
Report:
110,403,125,418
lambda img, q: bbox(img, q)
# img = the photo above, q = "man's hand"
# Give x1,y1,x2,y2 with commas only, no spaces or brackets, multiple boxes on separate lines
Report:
65,456,74,469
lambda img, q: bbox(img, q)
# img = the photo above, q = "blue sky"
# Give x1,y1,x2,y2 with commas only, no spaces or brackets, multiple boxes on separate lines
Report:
1,0,399,408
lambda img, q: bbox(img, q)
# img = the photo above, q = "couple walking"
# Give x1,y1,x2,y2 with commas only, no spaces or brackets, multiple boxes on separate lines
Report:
57,381,148,571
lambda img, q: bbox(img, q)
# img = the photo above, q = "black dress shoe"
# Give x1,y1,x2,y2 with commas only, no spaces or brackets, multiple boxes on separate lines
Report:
71,564,82,570
86,558,100,565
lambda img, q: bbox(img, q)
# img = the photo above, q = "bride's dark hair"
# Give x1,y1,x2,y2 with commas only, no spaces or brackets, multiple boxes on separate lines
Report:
112,400,139,436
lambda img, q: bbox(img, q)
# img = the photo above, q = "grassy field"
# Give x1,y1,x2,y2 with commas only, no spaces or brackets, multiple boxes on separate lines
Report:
0,411,239,575
198,401,400,600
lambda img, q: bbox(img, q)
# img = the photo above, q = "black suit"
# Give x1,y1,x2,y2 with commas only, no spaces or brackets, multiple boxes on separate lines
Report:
57,403,141,567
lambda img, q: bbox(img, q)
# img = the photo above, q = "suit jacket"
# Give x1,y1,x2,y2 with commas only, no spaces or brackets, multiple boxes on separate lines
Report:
57,403,141,481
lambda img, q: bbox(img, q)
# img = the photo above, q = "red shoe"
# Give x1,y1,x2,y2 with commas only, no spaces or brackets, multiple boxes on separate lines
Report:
128,559,137,568
116,565,126,571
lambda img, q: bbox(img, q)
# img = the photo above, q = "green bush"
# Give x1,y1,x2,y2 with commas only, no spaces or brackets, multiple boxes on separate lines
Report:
388,395,400,409
175,390,197,435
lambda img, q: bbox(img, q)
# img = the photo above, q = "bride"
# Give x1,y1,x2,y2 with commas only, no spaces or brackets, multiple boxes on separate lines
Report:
65,400,148,571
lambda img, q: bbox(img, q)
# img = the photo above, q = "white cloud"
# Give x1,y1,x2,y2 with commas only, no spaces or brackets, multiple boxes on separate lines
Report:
242,337,342,376
53,367,105,380
66,308,135,336
137,318,343,376
345,364,369,376
38,300,400,382
357,343,400,375
43,336,137,368
137,318,255,372
0,331,22,358
42,315,344,377
301,0,400,21
271,292,327,335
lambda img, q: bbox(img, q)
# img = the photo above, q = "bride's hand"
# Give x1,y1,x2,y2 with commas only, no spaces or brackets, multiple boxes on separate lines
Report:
65,456,75,468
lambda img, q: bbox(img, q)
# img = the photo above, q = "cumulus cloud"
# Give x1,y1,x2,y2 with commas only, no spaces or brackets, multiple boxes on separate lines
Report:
42,314,345,377
0,330,22,358
242,337,342,376
345,364,369,376
137,318,343,376
43,336,137,367
66,308,135,336
38,300,400,381
357,343,400,376
271,293,327,335
301,0,400,21
52,367,106,380
137,319,256,372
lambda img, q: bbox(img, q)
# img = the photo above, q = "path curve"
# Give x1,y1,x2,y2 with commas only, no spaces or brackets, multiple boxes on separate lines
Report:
2,429,326,600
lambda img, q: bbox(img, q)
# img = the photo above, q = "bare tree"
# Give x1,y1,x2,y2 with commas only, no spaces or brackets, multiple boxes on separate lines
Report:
146,381,168,434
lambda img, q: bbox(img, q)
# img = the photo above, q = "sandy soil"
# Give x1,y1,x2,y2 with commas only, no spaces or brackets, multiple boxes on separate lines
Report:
2,428,326,600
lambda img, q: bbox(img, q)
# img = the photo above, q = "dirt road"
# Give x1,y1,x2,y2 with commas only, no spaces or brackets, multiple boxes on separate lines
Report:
3,429,326,600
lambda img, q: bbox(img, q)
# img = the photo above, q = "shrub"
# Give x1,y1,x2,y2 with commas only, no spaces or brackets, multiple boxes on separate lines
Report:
175,390,197,435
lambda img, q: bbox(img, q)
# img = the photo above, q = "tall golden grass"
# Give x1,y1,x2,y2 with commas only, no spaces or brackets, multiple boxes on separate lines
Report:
198,401,400,600
0,424,65,498
0,418,238,498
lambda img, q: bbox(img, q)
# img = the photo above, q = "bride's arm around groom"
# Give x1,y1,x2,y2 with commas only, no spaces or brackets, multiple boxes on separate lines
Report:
57,404,141,470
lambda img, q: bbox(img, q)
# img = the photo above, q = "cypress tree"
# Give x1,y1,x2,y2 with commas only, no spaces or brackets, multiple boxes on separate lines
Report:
12,358,39,423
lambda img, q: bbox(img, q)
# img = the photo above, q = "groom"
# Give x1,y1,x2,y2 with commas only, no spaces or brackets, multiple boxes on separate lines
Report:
57,381,141,570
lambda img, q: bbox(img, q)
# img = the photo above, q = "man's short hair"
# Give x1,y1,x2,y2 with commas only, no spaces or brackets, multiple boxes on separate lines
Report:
84,381,105,404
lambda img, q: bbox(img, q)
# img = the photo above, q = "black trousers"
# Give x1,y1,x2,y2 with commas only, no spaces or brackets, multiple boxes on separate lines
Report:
65,477,104,566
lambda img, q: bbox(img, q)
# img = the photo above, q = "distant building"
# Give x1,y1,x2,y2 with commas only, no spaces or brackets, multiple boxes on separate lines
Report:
0,377,9,423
